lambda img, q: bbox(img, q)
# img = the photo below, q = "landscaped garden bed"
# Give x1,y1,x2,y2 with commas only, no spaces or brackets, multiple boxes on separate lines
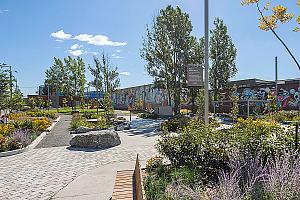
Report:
144,117,299,199
70,113,112,131
0,110,57,152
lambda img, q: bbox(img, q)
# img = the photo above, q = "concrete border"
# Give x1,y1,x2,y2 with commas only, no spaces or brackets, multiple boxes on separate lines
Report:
0,116,61,157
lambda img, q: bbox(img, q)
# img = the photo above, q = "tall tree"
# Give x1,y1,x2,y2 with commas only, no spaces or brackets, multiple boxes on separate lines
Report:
0,68,10,112
45,56,86,109
141,5,195,115
209,18,237,100
11,89,24,111
45,57,66,95
65,56,86,98
89,53,120,97
241,0,300,71
89,53,120,114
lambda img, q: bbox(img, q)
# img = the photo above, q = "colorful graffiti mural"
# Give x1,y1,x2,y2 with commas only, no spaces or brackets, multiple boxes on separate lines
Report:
278,87,300,109
112,84,171,109
113,79,300,111
233,86,300,109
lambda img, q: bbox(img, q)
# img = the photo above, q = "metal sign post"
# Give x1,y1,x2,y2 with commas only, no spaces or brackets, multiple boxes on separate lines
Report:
186,64,204,87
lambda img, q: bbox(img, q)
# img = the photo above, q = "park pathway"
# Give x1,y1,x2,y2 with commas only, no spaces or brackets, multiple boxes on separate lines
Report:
35,115,73,148
0,116,159,200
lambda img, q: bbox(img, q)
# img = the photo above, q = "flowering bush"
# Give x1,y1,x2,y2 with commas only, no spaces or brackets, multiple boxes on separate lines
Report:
158,118,294,176
32,118,51,132
7,113,27,120
26,110,58,120
0,135,9,152
0,117,52,152
146,156,163,172
0,124,14,136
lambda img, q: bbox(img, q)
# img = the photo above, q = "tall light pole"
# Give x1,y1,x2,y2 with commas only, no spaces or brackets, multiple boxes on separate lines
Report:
204,0,210,126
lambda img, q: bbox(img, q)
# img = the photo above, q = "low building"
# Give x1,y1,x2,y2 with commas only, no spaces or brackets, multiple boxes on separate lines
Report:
112,78,300,113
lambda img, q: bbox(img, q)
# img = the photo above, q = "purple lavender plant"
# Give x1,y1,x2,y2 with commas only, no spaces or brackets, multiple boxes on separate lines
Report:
12,129,31,147
265,152,300,199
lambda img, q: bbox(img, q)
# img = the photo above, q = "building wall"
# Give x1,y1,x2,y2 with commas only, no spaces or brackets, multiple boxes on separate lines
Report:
112,84,171,110
112,79,300,112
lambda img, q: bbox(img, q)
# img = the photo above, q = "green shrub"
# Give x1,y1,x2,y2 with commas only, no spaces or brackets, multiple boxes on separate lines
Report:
138,112,159,119
157,118,294,178
70,113,111,130
161,117,219,133
26,110,58,119
160,116,190,133
258,110,300,123
144,158,204,200
70,114,92,130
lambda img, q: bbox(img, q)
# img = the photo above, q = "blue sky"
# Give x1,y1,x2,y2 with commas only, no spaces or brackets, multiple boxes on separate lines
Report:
0,0,299,95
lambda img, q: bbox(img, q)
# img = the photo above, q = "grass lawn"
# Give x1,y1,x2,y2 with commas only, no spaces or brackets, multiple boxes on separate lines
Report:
52,107,105,115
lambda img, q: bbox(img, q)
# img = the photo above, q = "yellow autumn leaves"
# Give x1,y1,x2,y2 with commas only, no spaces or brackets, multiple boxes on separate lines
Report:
242,0,300,32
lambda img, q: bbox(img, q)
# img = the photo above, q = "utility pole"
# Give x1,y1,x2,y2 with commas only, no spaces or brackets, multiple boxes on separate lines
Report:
275,56,278,112
204,0,210,126
47,83,50,111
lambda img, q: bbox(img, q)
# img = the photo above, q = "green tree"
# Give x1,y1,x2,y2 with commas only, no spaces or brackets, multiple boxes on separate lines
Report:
27,98,36,110
0,68,10,113
209,18,237,100
45,56,86,110
65,56,86,110
141,5,196,115
11,89,24,111
45,57,66,96
89,53,120,96
89,53,119,114
230,85,239,121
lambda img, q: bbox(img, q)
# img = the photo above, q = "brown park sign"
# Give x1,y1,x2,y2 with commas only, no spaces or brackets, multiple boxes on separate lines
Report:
186,64,203,87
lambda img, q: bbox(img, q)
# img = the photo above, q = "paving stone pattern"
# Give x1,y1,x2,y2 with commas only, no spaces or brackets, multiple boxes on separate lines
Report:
0,117,158,200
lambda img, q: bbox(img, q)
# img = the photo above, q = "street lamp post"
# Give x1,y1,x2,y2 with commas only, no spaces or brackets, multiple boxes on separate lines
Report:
204,0,210,126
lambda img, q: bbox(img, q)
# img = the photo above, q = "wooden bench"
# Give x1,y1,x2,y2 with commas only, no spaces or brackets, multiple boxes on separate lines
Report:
111,154,145,200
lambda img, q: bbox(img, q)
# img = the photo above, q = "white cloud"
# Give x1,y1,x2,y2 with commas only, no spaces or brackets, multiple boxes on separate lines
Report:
74,34,127,47
0,9,9,14
120,72,132,76
67,49,97,56
51,30,72,40
116,50,121,53
112,54,123,59
51,30,126,47
70,44,82,50
68,50,85,56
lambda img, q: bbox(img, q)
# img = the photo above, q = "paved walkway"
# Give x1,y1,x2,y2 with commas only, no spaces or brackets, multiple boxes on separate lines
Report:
0,116,160,200
35,115,73,148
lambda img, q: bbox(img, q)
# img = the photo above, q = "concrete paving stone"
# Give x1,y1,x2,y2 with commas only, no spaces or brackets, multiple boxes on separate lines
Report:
0,117,160,200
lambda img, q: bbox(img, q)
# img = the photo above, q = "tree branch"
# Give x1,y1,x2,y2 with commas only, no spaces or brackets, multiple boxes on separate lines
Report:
256,3,300,71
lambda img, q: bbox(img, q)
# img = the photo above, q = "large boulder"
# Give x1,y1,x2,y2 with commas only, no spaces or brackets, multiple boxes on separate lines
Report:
70,130,121,149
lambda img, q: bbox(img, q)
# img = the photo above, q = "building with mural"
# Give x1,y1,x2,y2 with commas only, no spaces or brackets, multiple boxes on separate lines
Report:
112,78,300,113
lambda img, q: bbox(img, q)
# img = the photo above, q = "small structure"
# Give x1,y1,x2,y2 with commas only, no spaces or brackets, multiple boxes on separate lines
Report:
112,154,145,200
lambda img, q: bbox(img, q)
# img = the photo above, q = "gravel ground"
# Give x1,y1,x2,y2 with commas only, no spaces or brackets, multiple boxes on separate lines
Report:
35,115,73,148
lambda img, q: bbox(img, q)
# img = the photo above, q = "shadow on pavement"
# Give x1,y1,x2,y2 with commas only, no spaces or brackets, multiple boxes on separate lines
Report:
66,146,115,152
122,118,165,137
